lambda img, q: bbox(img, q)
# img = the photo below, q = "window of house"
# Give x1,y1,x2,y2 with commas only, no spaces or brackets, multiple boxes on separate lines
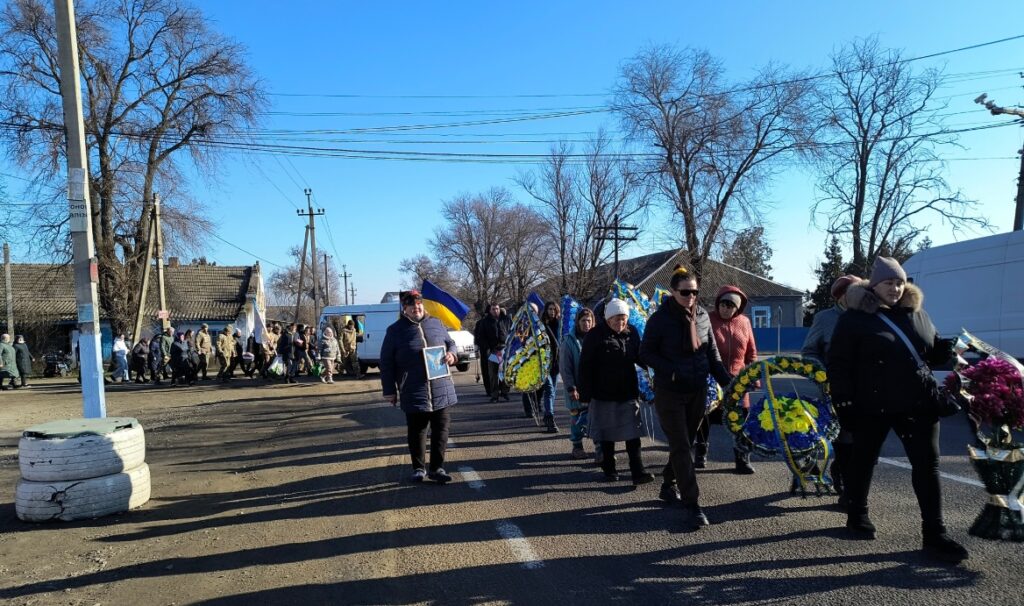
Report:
751,306,771,328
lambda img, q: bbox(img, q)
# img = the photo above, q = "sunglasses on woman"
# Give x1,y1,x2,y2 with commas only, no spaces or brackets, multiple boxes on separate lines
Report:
675,289,699,297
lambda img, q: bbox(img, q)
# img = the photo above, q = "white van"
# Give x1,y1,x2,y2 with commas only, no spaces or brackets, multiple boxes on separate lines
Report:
319,303,478,374
902,230,1024,358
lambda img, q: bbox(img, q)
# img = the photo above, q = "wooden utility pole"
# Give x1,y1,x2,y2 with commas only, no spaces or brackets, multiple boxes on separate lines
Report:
594,213,639,279
153,193,169,330
131,209,157,343
293,225,309,323
54,0,106,417
341,264,352,305
975,92,1024,230
349,283,356,305
297,189,325,325
3,243,12,335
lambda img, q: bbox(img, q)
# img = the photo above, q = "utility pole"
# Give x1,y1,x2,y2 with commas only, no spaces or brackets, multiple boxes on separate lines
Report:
131,205,157,343
54,0,105,417
975,91,1024,231
3,243,12,335
297,189,325,324
349,283,356,305
293,225,309,323
153,194,169,331
323,253,330,307
594,213,639,279
341,264,352,305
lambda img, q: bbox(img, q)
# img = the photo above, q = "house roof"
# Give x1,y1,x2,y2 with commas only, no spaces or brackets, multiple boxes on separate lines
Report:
0,262,260,325
535,248,803,308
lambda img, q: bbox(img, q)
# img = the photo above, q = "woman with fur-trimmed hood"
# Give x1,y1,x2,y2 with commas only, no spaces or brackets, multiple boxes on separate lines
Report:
828,256,967,564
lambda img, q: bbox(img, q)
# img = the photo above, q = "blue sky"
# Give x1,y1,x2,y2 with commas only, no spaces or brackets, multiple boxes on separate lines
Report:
4,1,1023,303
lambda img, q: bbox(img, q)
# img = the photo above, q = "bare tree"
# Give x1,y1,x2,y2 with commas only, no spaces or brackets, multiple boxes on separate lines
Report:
398,254,458,293
0,0,265,334
502,203,553,304
518,131,649,298
813,37,987,275
429,188,513,309
614,45,815,277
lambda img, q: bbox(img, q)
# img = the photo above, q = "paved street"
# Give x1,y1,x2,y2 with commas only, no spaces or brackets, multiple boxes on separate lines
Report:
0,373,1021,605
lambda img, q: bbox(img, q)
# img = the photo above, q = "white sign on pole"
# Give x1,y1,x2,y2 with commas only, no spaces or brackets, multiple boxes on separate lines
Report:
68,167,88,232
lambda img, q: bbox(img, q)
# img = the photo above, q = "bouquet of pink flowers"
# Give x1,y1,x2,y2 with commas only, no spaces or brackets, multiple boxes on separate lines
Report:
945,331,1024,541
945,357,1024,432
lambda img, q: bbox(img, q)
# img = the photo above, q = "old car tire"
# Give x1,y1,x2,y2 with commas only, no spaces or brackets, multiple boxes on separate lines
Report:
15,463,151,522
18,419,145,482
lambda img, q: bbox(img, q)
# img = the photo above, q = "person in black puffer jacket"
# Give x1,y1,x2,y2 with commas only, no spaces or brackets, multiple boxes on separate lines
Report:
828,256,967,564
640,265,732,531
380,289,459,484
578,298,655,486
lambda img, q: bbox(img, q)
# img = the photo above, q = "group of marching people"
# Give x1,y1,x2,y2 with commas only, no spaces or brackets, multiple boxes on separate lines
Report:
380,257,969,564
107,319,363,387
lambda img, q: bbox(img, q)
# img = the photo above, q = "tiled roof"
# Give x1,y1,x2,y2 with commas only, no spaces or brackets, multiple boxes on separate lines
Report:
535,248,803,308
0,262,257,324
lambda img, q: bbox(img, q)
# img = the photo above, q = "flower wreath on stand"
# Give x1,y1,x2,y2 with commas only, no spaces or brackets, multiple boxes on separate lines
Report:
500,303,551,394
945,330,1024,541
723,355,839,496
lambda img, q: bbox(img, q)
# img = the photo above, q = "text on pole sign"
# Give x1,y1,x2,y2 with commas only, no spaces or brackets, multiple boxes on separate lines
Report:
68,167,89,233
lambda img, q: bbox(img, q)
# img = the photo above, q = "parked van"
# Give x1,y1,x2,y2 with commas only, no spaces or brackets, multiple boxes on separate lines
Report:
318,303,478,374
902,230,1024,358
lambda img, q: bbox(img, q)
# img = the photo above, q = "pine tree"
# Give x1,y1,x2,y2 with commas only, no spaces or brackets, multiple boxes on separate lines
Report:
808,236,845,320
723,226,774,279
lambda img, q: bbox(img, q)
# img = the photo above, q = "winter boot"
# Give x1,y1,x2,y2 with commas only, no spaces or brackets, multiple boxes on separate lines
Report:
600,442,618,481
627,440,654,485
570,444,588,460
922,522,969,564
846,508,877,540
544,415,559,434
734,449,755,474
693,442,708,469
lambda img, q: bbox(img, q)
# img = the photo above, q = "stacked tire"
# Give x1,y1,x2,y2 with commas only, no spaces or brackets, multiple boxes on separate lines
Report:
15,417,151,522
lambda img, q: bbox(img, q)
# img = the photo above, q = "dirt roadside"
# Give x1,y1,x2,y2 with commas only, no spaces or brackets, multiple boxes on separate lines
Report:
0,372,450,605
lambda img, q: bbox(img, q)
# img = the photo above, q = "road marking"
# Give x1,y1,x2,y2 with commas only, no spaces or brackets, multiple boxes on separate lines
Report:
457,465,544,569
495,520,545,570
457,465,486,490
878,457,985,488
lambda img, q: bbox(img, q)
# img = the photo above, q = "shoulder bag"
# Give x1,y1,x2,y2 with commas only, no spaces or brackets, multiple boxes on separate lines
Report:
877,313,960,418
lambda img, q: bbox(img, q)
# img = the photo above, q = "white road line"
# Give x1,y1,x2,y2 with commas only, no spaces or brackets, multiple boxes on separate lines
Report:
878,457,985,488
457,465,544,569
457,465,486,490
495,520,545,570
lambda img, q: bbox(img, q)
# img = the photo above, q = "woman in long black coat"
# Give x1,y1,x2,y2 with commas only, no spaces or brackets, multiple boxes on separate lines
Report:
829,256,967,564
578,298,654,486
13,335,33,388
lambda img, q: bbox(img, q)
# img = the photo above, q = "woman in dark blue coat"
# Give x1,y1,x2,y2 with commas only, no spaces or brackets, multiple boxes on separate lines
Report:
380,290,458,483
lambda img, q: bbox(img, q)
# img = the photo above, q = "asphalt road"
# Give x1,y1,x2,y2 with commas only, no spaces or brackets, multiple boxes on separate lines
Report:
0,372,1021,605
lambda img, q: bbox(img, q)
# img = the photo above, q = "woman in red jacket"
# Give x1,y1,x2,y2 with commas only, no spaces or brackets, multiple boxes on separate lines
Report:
704,285,758,474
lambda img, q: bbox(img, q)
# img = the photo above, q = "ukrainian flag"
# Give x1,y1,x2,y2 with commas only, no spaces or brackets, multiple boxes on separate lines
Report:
653,284,672,307
421,280,470,330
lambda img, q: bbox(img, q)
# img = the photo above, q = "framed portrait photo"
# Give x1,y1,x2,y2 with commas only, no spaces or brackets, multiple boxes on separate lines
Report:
423,345,451,380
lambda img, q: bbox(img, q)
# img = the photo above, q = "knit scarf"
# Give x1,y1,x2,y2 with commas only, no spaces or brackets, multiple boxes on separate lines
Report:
670,297,701,351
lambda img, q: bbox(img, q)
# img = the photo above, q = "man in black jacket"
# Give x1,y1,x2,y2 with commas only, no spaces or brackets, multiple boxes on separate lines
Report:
641,266,732,530
477,302,511,402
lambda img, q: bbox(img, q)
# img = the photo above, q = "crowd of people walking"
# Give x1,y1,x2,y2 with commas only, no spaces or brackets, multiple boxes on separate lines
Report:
381,257,970,565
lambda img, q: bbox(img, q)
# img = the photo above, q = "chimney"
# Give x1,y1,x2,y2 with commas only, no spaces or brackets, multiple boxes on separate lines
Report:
168,257,180,268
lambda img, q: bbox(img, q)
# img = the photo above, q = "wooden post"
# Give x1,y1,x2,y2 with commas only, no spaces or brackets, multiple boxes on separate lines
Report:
3,243,12,336
131,212,157,343
153,194,169,331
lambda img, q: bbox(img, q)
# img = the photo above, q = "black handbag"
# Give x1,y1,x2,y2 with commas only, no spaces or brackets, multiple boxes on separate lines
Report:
878,314,961,418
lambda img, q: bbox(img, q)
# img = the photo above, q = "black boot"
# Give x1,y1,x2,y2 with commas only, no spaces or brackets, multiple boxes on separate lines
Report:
734,449,755,474
694,441,708,469
600,442,618,481
922,522,968,564
846,509,877,540
543,415,559,434
626,439,654,485
680,504,710,530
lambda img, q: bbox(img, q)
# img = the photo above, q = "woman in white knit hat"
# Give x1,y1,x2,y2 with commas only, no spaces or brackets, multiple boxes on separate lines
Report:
577,298,655,485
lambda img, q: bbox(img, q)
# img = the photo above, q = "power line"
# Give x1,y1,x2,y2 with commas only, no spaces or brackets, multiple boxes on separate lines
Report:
194,223,285,268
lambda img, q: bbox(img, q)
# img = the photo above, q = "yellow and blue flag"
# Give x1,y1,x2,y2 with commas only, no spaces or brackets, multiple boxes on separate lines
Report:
421,280,470,330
